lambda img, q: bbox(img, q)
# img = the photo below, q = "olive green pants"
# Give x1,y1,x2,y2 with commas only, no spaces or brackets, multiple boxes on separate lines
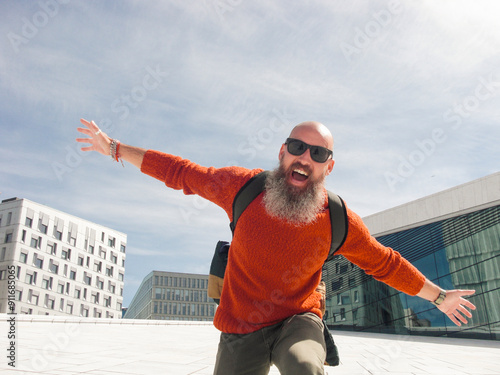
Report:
213,313,326,375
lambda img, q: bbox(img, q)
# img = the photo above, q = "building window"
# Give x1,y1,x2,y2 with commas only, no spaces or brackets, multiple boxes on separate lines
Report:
99,247,106,259
42,277,53,290
331,278,343,291
21,230,26,242
38,220,48,234
28,290,39,305
337,294,350,305
120,244,126,253
25,272,37,285
5,232,13,243
19,252,28,264
96,278,104,290
80,306,89,317
70,270,76,280
45,296,55,310
155,288,162,299
57,283,64,294
74,288,81,299
111,253,117,264
348,277,356,287
62,248,71,260
25,217,33,228
49,260,59,274
88,245,94,254
30,236,41,249
106,266,114,277
54,228,63,241
66,303,73,314
47,242,57,255
108,236,115,248
34,254,43,269
84,273,92,285
78,256,84,266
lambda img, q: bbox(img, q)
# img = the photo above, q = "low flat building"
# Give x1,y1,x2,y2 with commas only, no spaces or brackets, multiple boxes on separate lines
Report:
124,270,216,321
0,197,126,318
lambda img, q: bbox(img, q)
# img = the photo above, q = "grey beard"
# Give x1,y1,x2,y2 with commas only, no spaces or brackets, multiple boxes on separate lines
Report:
263,164,325,226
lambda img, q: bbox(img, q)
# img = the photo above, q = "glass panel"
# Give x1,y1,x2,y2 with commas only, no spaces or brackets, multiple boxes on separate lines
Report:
434,248,451,278
412,253,437,281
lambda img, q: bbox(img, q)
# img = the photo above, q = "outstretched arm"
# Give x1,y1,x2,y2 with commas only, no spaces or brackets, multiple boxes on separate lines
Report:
76,118,146,169
416,278,476,326
338,210,477,327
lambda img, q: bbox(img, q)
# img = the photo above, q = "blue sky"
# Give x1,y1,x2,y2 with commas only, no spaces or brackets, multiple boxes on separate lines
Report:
1,0,499,306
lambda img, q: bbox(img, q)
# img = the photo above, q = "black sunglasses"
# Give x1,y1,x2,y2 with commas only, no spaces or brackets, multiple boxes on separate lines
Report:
285,138,333,163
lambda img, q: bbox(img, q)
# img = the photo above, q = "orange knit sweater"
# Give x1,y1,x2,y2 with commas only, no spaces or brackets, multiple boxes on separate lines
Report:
141,150,426,334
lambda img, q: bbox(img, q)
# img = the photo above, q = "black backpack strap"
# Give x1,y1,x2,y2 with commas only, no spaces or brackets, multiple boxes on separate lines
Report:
230,171,269,235
326,191,348,261
229,170,348,257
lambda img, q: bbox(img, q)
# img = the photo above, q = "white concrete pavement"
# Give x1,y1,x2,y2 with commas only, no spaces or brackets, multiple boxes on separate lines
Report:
1,315,499,375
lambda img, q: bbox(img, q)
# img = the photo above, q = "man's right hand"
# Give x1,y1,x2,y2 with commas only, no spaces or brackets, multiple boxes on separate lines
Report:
76,118,147,168
76,118,111,156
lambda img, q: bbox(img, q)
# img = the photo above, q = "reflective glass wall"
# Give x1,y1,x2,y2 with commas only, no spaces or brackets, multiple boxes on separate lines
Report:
323,205,500,340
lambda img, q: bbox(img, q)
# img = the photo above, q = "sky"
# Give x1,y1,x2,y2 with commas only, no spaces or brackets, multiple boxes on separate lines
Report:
1,0,499,307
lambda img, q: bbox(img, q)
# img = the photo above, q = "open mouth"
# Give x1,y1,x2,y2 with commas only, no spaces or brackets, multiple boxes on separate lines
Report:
291,168,309,182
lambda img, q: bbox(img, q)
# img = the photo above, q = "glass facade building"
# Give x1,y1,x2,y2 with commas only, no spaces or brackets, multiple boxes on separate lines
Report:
323,173,500,340
124,270,216,321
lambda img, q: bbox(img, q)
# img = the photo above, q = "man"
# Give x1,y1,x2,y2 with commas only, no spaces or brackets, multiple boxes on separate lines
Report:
77,119,476,375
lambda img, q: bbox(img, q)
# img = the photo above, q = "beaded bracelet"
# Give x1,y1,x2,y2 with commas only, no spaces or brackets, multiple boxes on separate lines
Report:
110,139,124,167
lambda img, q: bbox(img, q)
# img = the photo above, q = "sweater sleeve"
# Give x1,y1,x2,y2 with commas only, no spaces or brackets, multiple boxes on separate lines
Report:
140,149,261,219
338,206,426,296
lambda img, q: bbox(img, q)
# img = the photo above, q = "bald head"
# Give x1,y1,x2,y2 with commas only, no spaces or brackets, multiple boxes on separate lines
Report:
289,121,334,151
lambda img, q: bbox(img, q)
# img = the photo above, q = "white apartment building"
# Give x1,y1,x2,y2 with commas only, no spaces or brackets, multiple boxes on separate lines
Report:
0,197,126,318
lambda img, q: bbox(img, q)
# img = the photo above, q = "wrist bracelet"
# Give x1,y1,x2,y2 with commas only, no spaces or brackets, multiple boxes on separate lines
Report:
110,139,124,167
110,139,116,160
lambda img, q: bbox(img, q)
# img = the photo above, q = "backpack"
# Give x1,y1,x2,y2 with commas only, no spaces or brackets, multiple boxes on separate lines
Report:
207,170,348,366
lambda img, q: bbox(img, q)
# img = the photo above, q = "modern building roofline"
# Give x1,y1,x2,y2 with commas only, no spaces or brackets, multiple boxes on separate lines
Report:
363,171,500,237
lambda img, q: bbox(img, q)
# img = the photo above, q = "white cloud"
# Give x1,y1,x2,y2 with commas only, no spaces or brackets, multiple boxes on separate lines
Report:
1,0,499,304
